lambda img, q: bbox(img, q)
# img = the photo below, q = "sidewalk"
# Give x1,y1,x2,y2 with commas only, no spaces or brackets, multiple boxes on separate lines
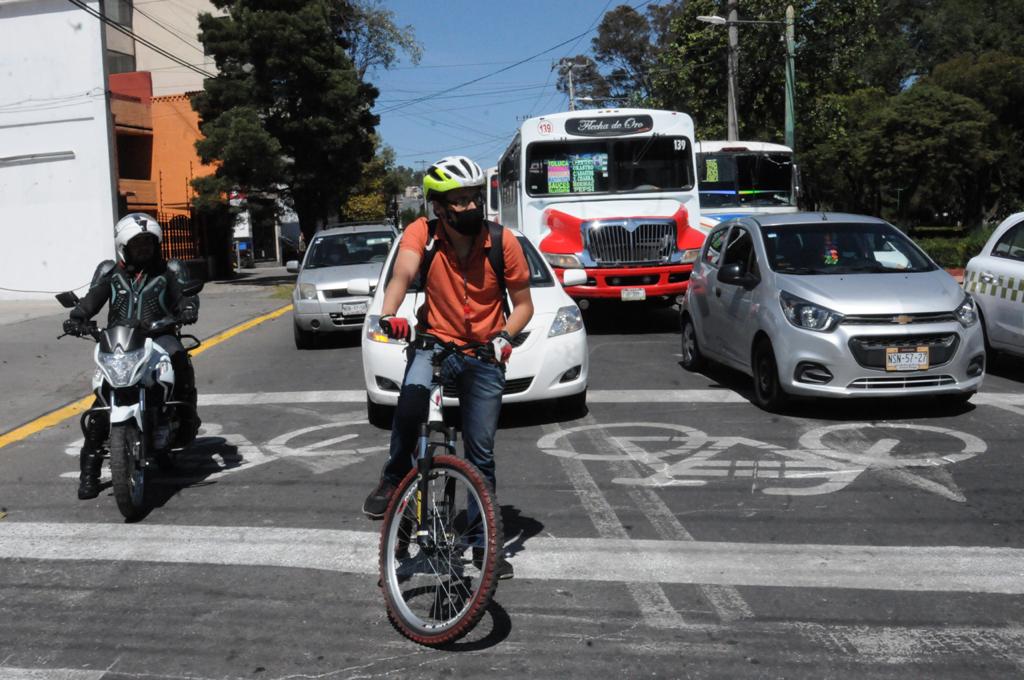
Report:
0,267,295,435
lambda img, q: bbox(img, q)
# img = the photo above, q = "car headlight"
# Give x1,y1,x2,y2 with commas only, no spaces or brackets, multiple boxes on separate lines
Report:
549,305,584,337
681,248,700,264
954,294,978,328
544,253,583,269
779,291,843,332
297,283,318,300
366,315,406,344
97,347,148,387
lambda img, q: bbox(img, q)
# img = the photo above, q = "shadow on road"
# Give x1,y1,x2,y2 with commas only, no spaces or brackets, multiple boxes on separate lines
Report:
143,436,242,516
681,360,978,422
438,598,512,652
581,301,679,335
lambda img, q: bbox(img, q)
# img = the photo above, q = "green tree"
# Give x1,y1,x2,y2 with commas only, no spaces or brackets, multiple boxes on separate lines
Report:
193,0,380,241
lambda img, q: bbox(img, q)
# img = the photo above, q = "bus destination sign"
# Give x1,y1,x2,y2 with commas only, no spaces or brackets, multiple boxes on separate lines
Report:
566,115,654,137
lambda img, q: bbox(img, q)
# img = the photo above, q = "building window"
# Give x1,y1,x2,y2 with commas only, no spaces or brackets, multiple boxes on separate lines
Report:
107,50,136,74
116,134,153,180
105,0,133,28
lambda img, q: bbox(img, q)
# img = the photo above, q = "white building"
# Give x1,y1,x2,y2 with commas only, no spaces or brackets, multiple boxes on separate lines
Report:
129,0,219,96
0,0,119,301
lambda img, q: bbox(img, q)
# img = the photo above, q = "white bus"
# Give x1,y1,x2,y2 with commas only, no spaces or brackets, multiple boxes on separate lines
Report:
497,108,705,305
695,140,800,229
485,165,500,224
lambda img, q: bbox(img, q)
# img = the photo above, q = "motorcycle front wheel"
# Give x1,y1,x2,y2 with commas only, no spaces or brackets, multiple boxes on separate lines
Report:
109,422,147,522
379,455,502,646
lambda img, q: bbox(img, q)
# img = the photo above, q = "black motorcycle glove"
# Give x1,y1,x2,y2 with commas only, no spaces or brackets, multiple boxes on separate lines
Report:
180,303,199,325
63,318,83,336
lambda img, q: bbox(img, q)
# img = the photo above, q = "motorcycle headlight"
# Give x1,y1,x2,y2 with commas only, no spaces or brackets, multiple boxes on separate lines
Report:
366,315,405,344
98,347,148,387
681,248,700,264
544,253,583,269
297,283,318,300
780,291,843,332
955,294,978,328
549,305,584,337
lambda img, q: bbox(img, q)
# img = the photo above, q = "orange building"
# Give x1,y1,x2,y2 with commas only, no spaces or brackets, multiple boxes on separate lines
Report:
151,92,215,218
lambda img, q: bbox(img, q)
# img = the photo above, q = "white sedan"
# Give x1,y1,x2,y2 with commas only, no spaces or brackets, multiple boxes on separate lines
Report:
963,212,1024,362
350,234,589,428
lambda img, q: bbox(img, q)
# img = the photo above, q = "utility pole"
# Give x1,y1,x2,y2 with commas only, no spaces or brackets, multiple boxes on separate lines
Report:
416,160,428,215
558,57,583,111
784,4,796,150
726,0,739,141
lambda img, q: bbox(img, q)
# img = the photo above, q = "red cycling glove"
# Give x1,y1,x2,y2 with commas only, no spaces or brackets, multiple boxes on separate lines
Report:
490,330,513,364
379,315,411,341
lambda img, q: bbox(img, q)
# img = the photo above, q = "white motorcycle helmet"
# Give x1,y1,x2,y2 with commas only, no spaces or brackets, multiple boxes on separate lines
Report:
114,213,162,265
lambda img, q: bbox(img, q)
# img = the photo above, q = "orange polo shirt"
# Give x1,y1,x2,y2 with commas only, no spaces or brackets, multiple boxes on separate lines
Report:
399,217,530,345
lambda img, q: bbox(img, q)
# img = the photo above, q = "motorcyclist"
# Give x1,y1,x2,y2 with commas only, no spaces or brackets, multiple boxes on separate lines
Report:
63,213,200,500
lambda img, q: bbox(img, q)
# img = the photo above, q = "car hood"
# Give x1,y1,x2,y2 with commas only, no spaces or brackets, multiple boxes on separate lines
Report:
298,263,383,287
776,269,965,314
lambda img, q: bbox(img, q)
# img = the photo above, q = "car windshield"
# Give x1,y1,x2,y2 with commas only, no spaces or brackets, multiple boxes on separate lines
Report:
761,222,936,275
699,152,795,208
387,235,554,292
525,136,694,196
304,231,395,269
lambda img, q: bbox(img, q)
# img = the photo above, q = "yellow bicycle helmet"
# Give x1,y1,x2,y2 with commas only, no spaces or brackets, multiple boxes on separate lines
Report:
422,155,486,203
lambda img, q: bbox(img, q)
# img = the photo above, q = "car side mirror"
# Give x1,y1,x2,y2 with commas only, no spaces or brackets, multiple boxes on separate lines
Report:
56,291,79,308
348,278,372,296
286,260,300,274
718,262,760,289
562,269,587,287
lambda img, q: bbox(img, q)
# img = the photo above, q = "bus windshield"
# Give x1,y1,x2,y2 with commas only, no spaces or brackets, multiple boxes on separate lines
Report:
699,152,795,209
525,136,694,197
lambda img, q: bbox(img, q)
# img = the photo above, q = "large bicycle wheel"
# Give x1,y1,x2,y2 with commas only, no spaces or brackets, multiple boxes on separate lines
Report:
109,422,147,522
379,455,502,646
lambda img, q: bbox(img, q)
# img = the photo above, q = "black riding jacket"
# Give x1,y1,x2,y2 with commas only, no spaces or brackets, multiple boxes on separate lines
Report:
70,258,197,330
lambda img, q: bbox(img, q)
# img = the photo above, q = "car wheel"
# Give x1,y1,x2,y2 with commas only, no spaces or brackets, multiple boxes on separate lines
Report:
367,397,394,429
680,314,706,372
294,323,316,350
752,338,789,413
557,389,587,420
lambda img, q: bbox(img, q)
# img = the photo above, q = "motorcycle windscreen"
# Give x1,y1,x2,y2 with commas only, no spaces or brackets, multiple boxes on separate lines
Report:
99,325,146,354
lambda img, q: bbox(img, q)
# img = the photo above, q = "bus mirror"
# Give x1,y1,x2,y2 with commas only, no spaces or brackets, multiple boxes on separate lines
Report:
793,164,803,199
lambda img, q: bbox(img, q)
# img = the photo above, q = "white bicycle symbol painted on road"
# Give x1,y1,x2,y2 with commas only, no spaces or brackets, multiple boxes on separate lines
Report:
537,421,986,500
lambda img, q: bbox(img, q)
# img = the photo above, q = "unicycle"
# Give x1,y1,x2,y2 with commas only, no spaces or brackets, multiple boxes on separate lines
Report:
378,331,503,646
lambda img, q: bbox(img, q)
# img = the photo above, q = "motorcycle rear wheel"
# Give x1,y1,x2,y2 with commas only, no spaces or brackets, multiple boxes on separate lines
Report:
109,422,147,522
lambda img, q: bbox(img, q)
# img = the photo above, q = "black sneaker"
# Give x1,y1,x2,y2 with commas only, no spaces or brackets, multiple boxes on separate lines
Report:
472,548,514,580
362,478,396,519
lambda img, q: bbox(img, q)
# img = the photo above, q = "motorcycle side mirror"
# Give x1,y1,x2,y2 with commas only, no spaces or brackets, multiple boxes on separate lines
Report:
181,280,204,296
56,291,79,308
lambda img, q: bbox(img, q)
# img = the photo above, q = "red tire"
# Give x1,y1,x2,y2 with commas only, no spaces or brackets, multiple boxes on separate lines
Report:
378,455,502,646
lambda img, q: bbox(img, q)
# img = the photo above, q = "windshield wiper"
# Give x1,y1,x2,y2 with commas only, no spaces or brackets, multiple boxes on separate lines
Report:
632,133,660,165
777,266,823,275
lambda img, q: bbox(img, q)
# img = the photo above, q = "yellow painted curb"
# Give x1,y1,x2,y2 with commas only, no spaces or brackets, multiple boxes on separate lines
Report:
0,303,293,451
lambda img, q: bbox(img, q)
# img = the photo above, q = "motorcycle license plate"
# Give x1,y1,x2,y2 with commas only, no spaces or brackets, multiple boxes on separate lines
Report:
341,301,368,316
885,346,929,371
620,288,646,302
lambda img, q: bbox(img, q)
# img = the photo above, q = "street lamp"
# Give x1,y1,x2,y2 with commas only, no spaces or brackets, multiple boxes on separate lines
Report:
697,4,796,150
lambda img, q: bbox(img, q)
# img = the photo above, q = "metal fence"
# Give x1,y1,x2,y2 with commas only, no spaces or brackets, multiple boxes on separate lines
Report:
158,212,200,261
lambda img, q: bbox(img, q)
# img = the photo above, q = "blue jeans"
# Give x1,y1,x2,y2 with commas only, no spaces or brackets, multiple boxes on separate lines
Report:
382,346,505,490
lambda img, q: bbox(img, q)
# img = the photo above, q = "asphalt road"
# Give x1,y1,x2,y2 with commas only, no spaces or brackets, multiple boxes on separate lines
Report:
1,301,1023,679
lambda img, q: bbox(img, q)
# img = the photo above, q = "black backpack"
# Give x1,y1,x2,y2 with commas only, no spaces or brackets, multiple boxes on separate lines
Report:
415,219,510,318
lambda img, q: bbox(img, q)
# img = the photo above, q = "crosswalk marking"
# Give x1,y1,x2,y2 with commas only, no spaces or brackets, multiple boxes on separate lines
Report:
197,390,1024,407
3,522,1023,595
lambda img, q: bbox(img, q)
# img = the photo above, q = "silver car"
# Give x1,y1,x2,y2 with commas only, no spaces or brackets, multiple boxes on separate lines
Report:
288,223,398,349
680,213,986,411
963,212,1024,361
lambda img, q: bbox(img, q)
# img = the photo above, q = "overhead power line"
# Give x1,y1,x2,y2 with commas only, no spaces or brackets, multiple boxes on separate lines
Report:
65,0,216,79
131,3,207,57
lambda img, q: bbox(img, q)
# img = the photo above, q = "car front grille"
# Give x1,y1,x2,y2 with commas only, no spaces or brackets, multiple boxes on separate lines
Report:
847,375,956,389
848,334,960,369
585,220,676,266
443,376,533,398
321,288,349,299
841,311,957,325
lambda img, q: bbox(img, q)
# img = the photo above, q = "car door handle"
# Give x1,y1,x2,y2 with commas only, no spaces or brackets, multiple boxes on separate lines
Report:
980,272,997,284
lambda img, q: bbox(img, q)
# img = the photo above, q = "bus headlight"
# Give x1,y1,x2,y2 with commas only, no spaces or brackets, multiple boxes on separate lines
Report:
544,253,583,269
681,249,700,264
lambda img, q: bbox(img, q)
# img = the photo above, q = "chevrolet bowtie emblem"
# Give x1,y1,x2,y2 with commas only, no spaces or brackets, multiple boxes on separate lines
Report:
893,314,913,324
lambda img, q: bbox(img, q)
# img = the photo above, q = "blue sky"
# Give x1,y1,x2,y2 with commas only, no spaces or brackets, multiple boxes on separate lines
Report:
368,0,633,171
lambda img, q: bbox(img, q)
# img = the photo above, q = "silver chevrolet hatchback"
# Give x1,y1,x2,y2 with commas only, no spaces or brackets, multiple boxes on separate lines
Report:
680,213,986,411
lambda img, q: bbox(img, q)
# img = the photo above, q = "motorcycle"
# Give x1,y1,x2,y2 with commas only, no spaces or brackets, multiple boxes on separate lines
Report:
56,281,203,521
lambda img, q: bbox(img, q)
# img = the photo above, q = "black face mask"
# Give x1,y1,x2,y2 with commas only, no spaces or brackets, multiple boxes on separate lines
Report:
446,205,485,236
